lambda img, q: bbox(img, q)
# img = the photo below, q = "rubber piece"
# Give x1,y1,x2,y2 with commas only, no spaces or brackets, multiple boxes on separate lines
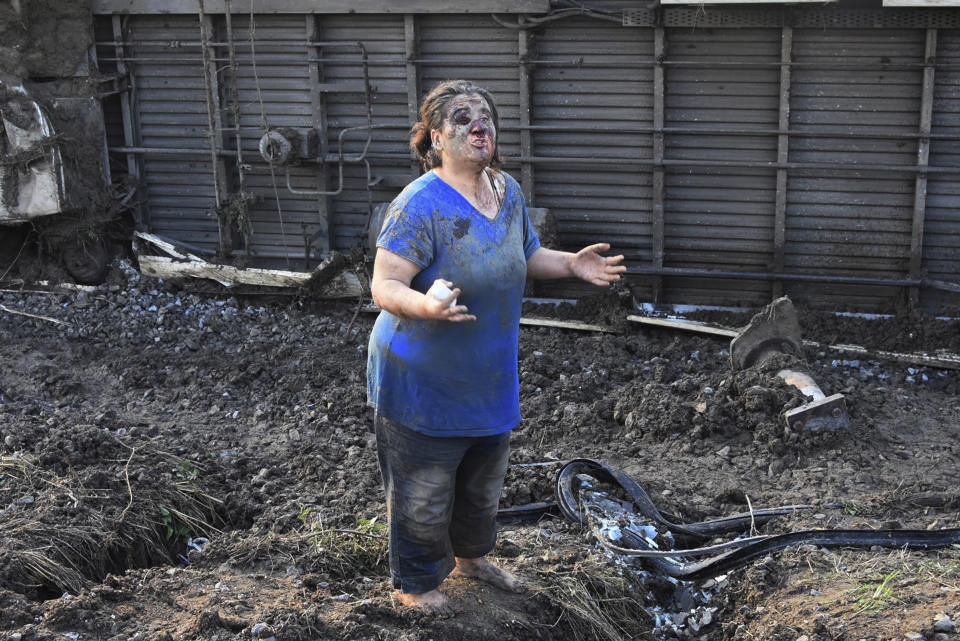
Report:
497,458,960,580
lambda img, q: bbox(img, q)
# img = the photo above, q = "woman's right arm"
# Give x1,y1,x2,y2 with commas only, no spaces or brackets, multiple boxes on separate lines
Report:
371,248,477,322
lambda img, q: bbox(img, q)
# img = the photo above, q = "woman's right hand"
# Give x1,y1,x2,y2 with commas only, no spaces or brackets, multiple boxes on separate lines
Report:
423,279,476,322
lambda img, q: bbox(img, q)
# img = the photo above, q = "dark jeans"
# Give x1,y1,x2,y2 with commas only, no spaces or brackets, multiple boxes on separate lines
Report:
374,414,511,594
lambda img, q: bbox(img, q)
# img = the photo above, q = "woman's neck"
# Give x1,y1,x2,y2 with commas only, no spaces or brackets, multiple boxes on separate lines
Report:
433,162,484,193
433,164,499,219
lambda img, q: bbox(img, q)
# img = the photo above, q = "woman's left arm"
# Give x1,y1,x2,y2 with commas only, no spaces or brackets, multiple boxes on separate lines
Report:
526,243,626,286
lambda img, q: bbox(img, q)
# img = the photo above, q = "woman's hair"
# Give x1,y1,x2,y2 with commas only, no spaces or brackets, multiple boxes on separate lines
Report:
410,79,502,170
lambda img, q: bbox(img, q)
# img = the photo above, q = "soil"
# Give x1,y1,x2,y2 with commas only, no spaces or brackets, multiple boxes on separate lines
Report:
1,267,958,641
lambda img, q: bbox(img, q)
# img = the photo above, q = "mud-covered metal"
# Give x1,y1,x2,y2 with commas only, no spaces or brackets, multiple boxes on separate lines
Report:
91,3,960,311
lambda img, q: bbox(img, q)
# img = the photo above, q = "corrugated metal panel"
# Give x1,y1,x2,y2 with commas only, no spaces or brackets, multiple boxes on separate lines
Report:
531,18,654,298
785,29,924,310
98,9,960,313
417,15,521,159
662,28,781,307
927,30,960,310
223,14,321,265
93,17,126,181
316,14,410,252
126,15,220,251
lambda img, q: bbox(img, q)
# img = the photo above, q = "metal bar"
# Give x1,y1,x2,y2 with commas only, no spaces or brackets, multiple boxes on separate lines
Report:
519,29,534,203
507,156,960,174
110,146,238,155
773,25,792,299
225,7,248,253
307,14,330,255
197,5,231,254
111,119,960,143
531,125,960,142
111,16,145,227
91,0,551,15
404,14,420,180
909,28,937,307
625,266,921,287
97,51,960,73
651,27,665,303
111,147,960,177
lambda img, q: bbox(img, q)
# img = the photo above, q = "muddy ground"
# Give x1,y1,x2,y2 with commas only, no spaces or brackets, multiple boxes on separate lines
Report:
1,263,958,641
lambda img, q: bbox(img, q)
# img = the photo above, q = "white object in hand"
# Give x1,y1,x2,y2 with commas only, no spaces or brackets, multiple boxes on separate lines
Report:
432,281,457,308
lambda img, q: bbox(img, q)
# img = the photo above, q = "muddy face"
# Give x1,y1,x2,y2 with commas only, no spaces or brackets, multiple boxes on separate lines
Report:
433,93,496,168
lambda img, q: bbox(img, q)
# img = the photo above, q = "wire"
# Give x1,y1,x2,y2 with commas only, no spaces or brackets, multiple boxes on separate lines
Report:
490,7,622,30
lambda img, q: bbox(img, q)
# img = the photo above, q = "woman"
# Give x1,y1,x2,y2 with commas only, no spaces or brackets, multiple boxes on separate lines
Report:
367,80,625,616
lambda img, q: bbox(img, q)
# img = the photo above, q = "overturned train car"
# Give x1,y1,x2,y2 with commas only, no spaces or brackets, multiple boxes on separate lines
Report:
86,0,960,313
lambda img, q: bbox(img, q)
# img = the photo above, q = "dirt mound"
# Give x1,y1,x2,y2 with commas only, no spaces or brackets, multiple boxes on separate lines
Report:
1,265,958,640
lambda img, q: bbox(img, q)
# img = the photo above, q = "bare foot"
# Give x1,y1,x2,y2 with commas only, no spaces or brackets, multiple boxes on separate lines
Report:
394,589,460,617
453,557,527,594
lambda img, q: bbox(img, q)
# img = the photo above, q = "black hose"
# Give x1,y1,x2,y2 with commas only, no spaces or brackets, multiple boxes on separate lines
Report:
498,458,960,580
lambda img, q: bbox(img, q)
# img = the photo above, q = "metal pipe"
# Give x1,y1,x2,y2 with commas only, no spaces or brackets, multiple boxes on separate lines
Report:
110,146,238,156
625,265,922,288
508,155,960,175
514,124,960,142
284,124,389,196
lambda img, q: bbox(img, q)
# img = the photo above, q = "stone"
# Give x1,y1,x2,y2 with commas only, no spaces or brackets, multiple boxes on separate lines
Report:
933,614,954,633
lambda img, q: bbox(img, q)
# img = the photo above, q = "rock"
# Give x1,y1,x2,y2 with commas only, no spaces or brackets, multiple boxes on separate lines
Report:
933,614,954,633
904,633,923,641
251,623,274,639
716,446,731,458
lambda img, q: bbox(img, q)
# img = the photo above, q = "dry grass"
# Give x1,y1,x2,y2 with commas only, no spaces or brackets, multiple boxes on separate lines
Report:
224,512,388,582
0,441,220,597
529,555,653,641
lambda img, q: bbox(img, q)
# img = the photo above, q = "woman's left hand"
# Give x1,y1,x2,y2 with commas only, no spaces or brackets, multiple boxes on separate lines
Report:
571,243,626,286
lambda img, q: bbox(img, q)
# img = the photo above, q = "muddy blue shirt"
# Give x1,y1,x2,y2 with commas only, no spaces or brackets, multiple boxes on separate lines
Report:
366,170,540,437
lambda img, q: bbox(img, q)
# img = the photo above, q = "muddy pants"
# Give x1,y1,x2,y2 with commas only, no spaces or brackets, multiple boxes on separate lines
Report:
374,414,510,594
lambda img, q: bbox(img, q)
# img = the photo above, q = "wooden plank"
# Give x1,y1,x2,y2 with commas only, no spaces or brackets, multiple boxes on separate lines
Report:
135,230,205,261
909,28,937,307
627,314,960,371
137,255,363,297
93,0,550,14
626,315,739,338
519,317,617,333
773,26,792,300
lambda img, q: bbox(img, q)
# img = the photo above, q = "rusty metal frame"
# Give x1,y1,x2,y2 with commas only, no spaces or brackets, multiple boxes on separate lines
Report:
519,29,535,204
651,26,665,304
909,28,937,306
772,25,792,300
404,14,420,180
307,14,330,255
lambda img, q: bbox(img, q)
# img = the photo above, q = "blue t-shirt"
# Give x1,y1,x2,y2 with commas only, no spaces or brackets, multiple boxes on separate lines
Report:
366,170,541,437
